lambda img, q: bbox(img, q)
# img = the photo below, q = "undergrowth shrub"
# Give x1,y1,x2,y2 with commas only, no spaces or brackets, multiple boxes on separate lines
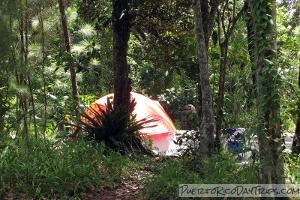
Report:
143,152,259,200
188,152,259,184
285,152,300,184
0,137,129,199
142,158,202,199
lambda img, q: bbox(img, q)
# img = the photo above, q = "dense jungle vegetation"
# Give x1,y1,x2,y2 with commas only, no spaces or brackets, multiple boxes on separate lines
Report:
0,0,299,199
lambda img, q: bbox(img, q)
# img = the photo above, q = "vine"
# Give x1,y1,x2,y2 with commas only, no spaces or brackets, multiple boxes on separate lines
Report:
250,0,285,185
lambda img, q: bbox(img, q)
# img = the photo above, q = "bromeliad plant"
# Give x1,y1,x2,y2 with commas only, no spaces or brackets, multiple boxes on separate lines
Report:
73,97,155,154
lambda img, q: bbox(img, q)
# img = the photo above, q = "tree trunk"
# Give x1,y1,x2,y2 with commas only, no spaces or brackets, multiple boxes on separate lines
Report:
0,70,9,133
250,0,286,189
112,0,132,113
215,1,246,150
245,2,257,108
215,42,227,150
200,0,221,48
58,0,80,117
39,1,48,139
18,0,29,138
193,0,216,158
111,0,152,154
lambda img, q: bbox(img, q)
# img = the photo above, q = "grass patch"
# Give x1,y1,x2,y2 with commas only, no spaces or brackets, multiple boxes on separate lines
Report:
143,152,260,199
0,137,131,199
142,158,202,199
189,152,259,184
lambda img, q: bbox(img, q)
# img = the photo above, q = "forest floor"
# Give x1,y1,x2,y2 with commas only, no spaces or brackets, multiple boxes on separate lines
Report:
83,170,150,200
81,157,162,200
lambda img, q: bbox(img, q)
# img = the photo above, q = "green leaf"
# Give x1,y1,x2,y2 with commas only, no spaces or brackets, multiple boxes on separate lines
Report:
255,9,261,16
165,70,169,76
263,58,273,65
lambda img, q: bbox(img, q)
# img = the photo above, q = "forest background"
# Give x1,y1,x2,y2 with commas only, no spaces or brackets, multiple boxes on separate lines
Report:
0,0,299,199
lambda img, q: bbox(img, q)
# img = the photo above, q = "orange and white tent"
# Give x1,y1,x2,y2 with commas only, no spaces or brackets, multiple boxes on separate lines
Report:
85,92,177,154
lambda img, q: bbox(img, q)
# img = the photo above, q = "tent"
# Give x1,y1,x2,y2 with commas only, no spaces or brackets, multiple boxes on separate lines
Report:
84,92,177,155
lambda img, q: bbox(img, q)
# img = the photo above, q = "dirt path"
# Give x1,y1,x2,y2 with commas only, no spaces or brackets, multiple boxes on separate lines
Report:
82,165,156,200
85,181,142,200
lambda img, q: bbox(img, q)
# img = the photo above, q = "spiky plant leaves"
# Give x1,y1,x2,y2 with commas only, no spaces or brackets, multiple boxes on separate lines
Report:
72,97,156,154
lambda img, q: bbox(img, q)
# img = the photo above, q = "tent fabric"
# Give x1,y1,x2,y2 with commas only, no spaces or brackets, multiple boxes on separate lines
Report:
85,92,177,154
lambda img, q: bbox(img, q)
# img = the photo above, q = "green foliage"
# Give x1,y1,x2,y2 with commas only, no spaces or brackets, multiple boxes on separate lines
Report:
0,137,129,199
158,80,199,126
189,152,259,184
251,0,279,104
285,153,300,184
277,3,300,131
74,98,154,153
142,158,202,199
143,153,259,199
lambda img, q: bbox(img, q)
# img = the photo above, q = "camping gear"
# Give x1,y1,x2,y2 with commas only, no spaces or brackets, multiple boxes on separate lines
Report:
84,92,177,154
225,128,245,154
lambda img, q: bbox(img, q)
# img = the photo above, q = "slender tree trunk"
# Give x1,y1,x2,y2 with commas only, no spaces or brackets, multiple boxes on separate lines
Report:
39,2,48,139
215,4,228,147
28,75,38,138
194,0,221,123
201,0,221,48
112,0,132,112
250,0,286,190
292,62,300,153
215,42,227,150
24,2,38,137
19,0,29,138
193,0,216,158
215,1,246,150
245,2,257,108
0,68,9,133
58,0,80,117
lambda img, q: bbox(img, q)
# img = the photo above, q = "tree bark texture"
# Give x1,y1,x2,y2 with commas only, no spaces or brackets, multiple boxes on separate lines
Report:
193,0,225,118
113,0,131,112
58,0,80,117
200,0,222,47
193,0,216,158
250,0,286,188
